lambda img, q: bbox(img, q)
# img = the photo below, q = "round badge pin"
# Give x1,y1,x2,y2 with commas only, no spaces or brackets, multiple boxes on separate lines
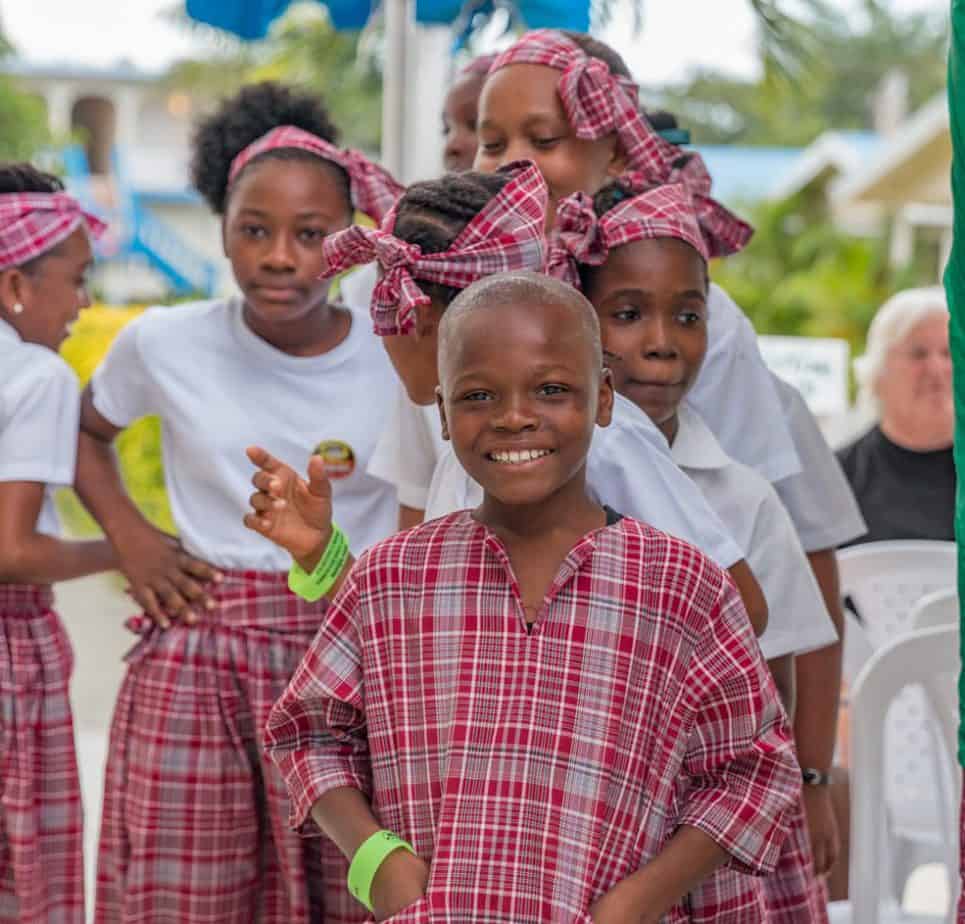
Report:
313,440,356,480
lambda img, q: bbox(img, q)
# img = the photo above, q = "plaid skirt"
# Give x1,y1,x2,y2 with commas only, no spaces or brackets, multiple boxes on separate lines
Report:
0,583,84,924
94,570,368,924
762,795,828,923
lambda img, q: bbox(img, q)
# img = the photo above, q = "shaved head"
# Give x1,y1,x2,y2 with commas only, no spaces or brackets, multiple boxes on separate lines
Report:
438,271,603,387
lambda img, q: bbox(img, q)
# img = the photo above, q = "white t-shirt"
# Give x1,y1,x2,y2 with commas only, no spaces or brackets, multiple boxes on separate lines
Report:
0,318,79,537
425,392,744,568
368,384,446,510
672,405,837,660
91,298,399,571
687,284,801,484
770,374,867,552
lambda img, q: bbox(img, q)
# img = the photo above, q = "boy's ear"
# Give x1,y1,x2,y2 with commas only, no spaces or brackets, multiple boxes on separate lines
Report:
220,217,229,258
606,139,627,179
436,386,451,440
596,367,615,428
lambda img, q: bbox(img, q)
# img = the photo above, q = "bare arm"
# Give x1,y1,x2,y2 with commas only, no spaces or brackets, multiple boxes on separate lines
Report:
76,388,219,627
727,559,768,636
589,826,728,924
0,481,116,583
793,547,844,875
311,787,429,922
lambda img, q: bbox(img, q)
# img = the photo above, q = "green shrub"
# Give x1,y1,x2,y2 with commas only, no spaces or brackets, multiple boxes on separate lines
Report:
58,305,175,537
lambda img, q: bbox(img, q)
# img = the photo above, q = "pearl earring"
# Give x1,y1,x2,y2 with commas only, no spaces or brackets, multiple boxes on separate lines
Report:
11,303,24,315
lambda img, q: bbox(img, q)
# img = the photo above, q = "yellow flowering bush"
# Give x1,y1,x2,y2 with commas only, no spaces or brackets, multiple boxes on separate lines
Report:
58,304,175,537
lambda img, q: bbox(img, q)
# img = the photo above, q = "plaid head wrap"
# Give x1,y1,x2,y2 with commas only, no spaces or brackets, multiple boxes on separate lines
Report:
320,161,548,335
489,30,748,223
0,192,106,271
227,125,404,224
489,31,684,182
546,178,751,288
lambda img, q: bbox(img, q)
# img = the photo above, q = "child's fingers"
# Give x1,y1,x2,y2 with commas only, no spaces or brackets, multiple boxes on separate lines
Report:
176,551,223,584
251,469,285,497
243,512,273,536
248,491,283,513
246,445,286,474
306,456,333,499
137,585,170,630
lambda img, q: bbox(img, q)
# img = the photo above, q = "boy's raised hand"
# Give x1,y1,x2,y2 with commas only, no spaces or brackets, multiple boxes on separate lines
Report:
245,446,333,571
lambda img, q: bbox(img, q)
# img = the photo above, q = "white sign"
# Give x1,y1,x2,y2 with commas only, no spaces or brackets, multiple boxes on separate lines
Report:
758,335,851,416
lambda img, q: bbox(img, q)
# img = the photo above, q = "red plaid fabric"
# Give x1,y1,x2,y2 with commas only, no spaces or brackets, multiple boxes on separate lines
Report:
0,192,106,271
546,179,752,287
761,796,829,923
320,160,548,335
94,570,366,924
689,795,827,923
266,512,800,922
0,583,84,924
227,126,404,224
490,31,755,245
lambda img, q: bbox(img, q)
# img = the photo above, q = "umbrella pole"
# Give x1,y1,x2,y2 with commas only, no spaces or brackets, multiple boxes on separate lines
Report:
381,0,410,177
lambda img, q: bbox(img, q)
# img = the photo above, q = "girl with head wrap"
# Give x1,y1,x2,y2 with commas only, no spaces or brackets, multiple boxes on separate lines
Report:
75,82,404,924
0,161,111,923
549,175,837,922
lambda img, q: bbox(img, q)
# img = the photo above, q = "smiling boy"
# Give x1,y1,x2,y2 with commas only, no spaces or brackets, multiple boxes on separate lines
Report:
265,273,799,923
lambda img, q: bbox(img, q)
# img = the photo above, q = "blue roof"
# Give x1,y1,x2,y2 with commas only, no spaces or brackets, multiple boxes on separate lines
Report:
696,145,805,207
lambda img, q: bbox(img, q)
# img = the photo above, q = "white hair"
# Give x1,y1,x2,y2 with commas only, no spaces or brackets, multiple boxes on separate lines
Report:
854,286,949,416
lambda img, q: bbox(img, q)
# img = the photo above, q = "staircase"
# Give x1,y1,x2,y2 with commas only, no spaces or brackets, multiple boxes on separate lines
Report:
62,144,218,298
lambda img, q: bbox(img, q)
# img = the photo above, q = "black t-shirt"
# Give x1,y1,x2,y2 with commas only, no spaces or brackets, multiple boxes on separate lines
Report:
835,425,955,546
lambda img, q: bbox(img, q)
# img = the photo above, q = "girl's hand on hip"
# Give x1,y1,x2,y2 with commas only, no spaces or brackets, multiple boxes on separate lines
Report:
117,524,220,628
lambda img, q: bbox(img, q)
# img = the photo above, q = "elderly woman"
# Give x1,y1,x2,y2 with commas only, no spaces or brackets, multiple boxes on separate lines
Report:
836,287,954,544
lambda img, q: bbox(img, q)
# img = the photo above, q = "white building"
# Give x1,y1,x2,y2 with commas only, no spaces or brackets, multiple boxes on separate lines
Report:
1,58,228,301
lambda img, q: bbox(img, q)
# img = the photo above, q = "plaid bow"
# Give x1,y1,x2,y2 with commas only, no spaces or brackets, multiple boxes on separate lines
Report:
321,161,549,336
227,125,404,224
547,182,744,288
0,192,106,271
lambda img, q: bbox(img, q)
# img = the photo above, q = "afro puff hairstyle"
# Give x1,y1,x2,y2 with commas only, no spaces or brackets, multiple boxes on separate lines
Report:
190,81,347,215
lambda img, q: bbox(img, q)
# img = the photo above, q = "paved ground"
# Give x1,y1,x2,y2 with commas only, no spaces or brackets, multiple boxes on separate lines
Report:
54,575,952,921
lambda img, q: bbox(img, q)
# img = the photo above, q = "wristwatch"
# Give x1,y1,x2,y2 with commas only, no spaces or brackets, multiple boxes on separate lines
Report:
802,767,832,787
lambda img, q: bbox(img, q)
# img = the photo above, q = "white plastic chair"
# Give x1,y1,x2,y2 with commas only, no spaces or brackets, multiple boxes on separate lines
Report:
845,625,961,924
912,588,960,631
836,541,958,898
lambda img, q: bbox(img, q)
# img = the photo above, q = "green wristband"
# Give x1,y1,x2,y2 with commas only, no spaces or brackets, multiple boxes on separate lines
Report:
287,524,350,602
347,829,415,913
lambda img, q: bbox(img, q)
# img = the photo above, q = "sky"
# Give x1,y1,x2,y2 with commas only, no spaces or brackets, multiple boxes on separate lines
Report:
0,0,950,84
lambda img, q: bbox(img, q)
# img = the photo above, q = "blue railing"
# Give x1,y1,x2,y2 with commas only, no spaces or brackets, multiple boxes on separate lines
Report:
61,143,217,297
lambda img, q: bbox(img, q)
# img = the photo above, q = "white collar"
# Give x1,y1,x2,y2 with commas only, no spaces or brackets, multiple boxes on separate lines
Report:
0,317,22,344
671,404,733,471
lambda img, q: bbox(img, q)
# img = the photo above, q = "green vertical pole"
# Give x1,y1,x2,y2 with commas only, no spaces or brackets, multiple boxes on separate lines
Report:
945,0,965,766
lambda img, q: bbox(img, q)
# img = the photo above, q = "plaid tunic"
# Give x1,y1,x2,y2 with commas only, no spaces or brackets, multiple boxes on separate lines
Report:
267,512,800,922
0,583,84,924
